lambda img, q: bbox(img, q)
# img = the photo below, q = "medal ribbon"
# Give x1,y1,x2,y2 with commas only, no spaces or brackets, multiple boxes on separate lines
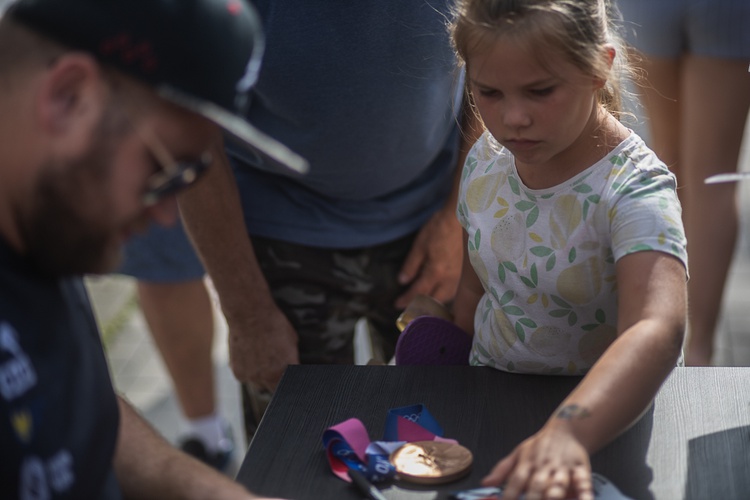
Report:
322,404,457,483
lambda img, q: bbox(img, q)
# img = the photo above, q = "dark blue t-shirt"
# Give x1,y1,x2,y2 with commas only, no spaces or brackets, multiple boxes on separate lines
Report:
228,0,464,247
0,239,121,499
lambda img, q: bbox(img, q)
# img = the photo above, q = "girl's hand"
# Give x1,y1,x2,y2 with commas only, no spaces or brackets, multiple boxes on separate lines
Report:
481,423,594,500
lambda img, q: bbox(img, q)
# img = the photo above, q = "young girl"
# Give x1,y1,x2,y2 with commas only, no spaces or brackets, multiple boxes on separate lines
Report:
450,1,688,498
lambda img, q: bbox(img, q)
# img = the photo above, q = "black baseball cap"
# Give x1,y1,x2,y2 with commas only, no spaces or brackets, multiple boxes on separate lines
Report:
7,0,308,174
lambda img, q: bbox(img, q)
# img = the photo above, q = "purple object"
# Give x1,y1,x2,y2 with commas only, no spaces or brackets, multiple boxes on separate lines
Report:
395,316,472,365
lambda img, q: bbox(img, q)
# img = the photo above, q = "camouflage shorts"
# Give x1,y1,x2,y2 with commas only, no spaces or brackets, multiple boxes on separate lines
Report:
251,233,416,364
242,233,416,439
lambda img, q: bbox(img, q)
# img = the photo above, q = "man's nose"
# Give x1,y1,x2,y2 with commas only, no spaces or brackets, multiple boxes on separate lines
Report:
145,196,179,227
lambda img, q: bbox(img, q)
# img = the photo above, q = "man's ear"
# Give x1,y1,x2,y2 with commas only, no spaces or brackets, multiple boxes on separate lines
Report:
35,53,108,155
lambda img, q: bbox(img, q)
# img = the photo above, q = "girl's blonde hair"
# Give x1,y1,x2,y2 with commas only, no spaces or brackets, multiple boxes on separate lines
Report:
451,0,630,120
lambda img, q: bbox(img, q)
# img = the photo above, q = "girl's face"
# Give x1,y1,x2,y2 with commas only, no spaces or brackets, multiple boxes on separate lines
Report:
468,34,605,189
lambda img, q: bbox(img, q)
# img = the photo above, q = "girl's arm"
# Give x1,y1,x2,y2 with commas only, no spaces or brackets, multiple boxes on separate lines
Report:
483,251,687,500
452,230,485,335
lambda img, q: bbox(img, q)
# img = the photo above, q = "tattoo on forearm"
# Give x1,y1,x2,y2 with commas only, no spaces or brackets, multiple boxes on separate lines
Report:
556,404,591,420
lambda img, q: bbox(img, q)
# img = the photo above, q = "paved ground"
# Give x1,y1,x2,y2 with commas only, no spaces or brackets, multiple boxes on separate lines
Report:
85,110,750,477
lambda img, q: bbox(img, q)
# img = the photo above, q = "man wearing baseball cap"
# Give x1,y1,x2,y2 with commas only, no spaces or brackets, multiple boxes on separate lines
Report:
0,0,304,498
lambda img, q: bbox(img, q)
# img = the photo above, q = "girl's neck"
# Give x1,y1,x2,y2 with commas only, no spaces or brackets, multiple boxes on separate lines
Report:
516,106,629,190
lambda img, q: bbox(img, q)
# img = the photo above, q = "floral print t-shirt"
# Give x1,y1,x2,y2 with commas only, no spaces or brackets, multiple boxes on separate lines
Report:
457,131,688,374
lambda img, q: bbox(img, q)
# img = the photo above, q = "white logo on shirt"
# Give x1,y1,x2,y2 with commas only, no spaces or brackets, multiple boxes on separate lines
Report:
20,450,75,500
0,322,37,401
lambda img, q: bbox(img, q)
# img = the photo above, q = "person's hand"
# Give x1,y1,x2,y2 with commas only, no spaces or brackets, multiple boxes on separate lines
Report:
482,424,594,500
227,304,299,392
395,207,463,309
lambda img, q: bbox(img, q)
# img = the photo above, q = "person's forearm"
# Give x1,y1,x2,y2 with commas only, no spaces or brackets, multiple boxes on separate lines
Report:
178,144,275,320
179,144,300,390
114,397,256,500
544,320,682,453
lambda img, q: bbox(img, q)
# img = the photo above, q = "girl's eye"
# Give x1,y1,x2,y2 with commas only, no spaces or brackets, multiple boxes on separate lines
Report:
478,88,501,98
531,86,554,97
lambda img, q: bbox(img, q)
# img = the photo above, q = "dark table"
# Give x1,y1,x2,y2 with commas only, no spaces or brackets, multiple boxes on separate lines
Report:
236,366,750,499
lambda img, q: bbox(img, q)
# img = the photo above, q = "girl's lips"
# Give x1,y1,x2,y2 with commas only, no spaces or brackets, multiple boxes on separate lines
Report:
505,138,540,150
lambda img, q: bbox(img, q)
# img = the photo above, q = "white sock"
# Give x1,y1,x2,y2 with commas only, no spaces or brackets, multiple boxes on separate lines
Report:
185,414,233,454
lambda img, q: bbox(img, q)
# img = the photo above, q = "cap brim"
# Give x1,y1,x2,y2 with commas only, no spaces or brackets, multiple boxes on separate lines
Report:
158,85,309,174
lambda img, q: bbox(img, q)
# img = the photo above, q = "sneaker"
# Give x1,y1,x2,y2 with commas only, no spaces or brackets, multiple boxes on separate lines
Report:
179,425,235,472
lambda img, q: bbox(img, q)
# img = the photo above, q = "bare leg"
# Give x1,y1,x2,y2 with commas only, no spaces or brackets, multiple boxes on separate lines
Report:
680,57,750,365
633,54,750,365
137,279,216,419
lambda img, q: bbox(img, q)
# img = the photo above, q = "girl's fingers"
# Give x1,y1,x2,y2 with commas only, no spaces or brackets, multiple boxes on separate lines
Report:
481,452,517,486
499,462,533,500
525,468,553,500
572,466,594,500
545,469,571,500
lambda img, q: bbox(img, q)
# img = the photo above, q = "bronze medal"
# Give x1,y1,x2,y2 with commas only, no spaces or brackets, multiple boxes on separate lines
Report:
389,441,473,485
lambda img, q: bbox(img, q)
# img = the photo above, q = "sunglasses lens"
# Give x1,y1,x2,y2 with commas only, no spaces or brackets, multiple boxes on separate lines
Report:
142,156,211,206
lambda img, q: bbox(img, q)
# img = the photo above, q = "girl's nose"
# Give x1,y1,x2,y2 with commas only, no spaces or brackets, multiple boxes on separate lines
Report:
502,101,532,129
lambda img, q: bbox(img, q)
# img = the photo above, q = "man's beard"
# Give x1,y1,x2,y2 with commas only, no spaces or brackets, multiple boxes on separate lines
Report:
20,112,130,276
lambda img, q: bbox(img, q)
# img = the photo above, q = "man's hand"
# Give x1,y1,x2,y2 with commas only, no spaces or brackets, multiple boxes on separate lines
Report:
482,422,594,500
395,207,463,309
227,305,299,392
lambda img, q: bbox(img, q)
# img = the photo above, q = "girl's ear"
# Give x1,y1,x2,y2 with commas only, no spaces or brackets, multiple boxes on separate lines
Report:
593,44,617,90
36,53,108,156
605,44,616,68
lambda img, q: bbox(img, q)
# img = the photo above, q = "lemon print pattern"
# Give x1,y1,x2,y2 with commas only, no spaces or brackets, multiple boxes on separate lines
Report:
458,131,687,374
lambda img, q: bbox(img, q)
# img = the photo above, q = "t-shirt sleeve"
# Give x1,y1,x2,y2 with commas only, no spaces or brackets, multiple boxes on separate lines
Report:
608,147,688,274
